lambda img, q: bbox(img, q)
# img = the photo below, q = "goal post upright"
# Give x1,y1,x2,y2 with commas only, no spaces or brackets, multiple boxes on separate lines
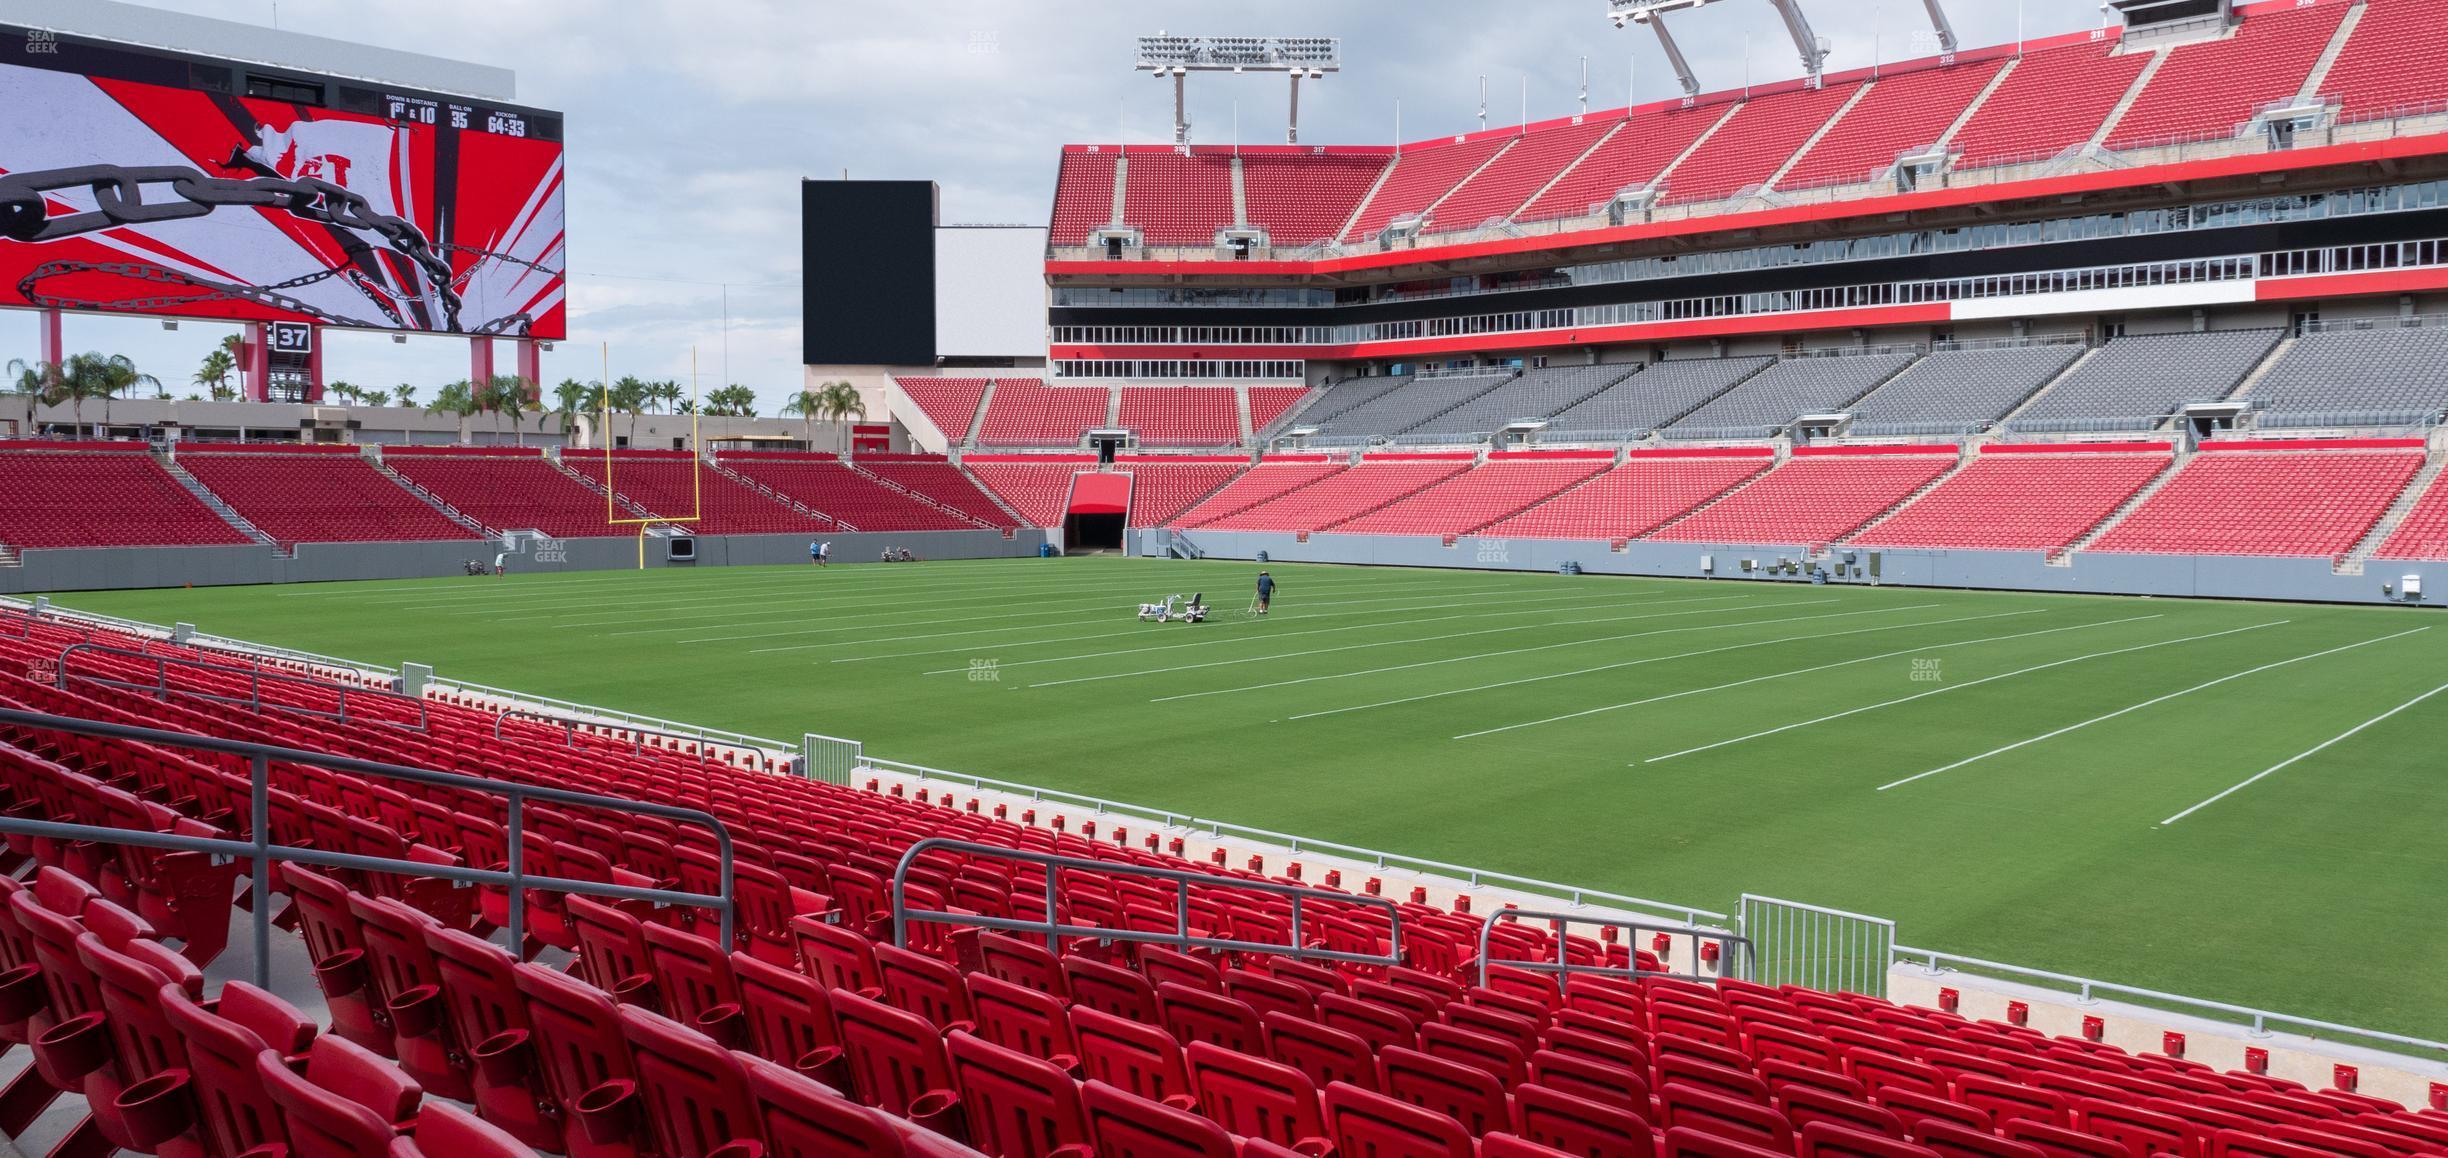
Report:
598,343,705,568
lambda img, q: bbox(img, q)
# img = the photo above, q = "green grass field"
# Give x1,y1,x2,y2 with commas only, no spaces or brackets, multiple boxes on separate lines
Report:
43,558,2448,1042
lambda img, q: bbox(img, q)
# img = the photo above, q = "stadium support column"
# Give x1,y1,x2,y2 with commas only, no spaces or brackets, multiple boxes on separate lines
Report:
516,339,542,402
470,337,495,390
243,322,270,403
304,328,325,403
35,308,60,369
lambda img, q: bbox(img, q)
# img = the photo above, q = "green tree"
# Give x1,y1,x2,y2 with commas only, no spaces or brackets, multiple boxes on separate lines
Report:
608,376,649,443
649,379,683,415
425,379,480,444
5,358,63,437
550,378,595,443
218,333,247,399
779,388,820,447
815,379,866,452
391,383,417,408
706,384,757,418
60,352,157,431
193,348,236,402
481,375,535,446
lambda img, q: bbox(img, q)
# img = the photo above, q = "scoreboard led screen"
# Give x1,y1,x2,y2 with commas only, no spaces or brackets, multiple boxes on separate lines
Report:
0,37,566,339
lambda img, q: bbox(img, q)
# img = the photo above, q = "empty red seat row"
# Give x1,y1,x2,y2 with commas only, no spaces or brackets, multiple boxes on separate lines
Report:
0,447,251,549
561,452,833,535
1336,459,1613,537
2090,447,2422,559
1119,460,1250,527
1197,460,1474,533
382,450,631,538
1949,41,2150,170
1122,387,1243,447
1664,84,1858,205
1850,449,2173,553
856,458,1023,528
894,377,994,444
2322,0,2448,119
719,454,989,532
1483,454,1776,542
1346,136,1514,241
2106,3,2347,151
177,451,480,547
967,463,1090,527
976,382,1112,448
1780,61,2006,190
1650,453,1958,547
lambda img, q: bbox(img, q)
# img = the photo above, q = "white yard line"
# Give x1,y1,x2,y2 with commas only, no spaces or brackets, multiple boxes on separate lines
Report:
1877,626,2431,792
707,585,1590,650
1426,611,2157,739
1137,602,1918,703
819,589,1666,663
1045,598,1849,693
1640,620,2292,765
914,595,1755,676
2159,678,2448,825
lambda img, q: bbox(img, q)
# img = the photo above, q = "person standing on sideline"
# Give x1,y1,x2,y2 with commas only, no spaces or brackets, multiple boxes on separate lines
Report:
493,550,507,577
1255,570,1276,616
811,540,830,567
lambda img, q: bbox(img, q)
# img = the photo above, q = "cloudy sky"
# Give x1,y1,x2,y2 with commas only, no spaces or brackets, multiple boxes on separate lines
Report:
8,0,2107,411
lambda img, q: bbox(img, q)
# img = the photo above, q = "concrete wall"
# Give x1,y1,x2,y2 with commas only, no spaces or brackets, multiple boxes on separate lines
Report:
1147,530,2440,608
0,529,1049,594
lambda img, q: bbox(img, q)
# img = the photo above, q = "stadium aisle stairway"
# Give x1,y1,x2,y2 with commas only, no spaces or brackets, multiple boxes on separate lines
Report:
382,446,636,539
856,456,1024,530
0,608,2442,1156
719,452,989,532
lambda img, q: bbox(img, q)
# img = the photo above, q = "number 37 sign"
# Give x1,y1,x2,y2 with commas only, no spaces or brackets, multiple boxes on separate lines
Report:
269,322,314,356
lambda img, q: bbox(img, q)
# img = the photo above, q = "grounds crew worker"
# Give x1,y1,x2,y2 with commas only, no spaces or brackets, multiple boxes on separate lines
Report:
1255,570,1276,616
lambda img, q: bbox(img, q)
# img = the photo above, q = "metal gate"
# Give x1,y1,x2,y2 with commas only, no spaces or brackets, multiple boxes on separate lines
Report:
802,731,863,784
1739,894,1896,998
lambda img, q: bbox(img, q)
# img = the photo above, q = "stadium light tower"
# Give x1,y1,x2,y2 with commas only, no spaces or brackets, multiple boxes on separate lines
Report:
1136,35,1341,145
1919,0,1961,53
1607,0,1832,92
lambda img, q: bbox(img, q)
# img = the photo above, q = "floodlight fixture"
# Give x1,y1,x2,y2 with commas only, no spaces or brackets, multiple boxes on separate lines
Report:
1605,0,1829,92
1135,34,1342,144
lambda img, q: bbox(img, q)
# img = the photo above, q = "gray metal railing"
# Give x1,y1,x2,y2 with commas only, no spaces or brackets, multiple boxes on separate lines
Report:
56,643,431,732
0,706,735,988
492,705,758,764
890,837,1405,969
1740,894,1898,998
864,756,1724,926
437,675,795,759
801,732,863,784
1891,946,2448,1062
1476,907,1752,990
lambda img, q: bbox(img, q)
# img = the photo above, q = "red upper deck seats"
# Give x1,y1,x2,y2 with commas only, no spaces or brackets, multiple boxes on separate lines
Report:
1050,150,1119,245
1240,153,1388,246
2106,2,2348,150
975,382,1112,448
1520,104,1725,221
1120,388,1242,447
894,378,992,445
1948,41,2150,170
2319,0,2448,119
176,446,478,548
1428,119,1618,232
1123,150,1237,245
1344,137,1513,241
1248,386,1314,435
0,443,250,550
1663,84,1858,205
1780,61,2007,189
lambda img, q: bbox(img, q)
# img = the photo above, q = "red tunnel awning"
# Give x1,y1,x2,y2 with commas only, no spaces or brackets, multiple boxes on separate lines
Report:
1068,472,1131,517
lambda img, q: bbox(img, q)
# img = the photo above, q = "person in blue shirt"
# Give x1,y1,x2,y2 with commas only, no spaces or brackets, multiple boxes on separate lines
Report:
810,540,830,567
1255,571,1276,615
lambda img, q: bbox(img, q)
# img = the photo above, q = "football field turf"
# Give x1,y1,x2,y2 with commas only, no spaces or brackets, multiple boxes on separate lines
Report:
44,557,2448,1042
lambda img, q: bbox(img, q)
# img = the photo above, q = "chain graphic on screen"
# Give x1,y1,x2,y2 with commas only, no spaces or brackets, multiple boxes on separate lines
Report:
0,163,553,335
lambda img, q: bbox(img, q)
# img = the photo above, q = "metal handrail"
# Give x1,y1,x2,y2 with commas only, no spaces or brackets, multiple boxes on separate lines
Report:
0,706,735,986
437,675,795,758
865,756,1724,925
55,643,431,732
1476,907,1753,990
890,837,1406,969
1893,945,2448,1060
492,705,753,764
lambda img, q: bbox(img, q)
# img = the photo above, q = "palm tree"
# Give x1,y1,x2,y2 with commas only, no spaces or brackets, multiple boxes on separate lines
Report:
649,379,683,415
426,380,479,444
218,333,248,400
707,384,757,418
608,376,649,444
392,383,417,408
194,348,236,402
61,352,156,431
484,375,535,446
550,378,594,445
815,380,867,452
780,388,820,448
326,381,364,406
6,358,62,437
